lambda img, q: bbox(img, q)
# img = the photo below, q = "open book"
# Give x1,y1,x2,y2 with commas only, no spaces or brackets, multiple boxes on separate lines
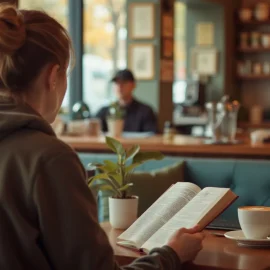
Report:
117,182,237,253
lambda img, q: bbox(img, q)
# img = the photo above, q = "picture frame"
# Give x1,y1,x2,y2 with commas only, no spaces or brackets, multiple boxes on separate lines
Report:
196,22,214,46
128,44,155,80
191,47,219,76
129,3,155,40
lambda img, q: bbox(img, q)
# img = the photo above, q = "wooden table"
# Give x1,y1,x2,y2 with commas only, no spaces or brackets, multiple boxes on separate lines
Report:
60,134,270,159
101,223,270,270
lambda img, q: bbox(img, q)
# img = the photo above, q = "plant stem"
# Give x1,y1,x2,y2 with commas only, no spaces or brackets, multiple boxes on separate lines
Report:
108,177,122,197
119,162,126,197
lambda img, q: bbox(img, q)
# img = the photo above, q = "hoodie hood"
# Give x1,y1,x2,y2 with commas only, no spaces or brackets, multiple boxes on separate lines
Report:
0,96,55,142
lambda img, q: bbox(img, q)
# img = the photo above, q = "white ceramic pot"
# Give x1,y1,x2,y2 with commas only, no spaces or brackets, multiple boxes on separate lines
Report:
109,196,139,229
107,118,124,137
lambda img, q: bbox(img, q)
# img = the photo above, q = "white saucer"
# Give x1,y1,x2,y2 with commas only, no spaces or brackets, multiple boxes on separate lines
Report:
225,230,270,248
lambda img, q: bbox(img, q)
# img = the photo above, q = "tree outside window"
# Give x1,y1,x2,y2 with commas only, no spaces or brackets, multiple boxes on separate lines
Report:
19,0,69,107
19,0,127,114
83,0,127,115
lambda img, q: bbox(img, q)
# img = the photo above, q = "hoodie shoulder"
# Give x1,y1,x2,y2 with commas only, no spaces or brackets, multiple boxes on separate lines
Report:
3,128,76,166
28,130,75,159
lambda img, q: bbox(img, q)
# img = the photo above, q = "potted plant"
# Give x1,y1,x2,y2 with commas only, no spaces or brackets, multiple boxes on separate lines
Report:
106,102,125,137
88,136,164,229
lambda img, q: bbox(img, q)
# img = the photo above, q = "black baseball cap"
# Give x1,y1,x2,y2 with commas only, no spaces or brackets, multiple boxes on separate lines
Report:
111,69,135,82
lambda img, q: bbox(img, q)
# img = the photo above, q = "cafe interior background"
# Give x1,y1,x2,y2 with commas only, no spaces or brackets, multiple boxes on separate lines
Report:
16,0,270,142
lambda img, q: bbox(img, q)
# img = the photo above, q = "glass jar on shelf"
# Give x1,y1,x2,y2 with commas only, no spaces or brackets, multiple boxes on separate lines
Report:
239,8,252,22
261,33,270,48
253,62,262,75
263,62,270,75
255,2,270,21
240,32,249,48
251,32,261,48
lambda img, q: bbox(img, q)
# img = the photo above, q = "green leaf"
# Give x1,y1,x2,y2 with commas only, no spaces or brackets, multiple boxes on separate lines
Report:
88,173,122,197
88,173,120,188
101,160,118,172
118,183,133,192
90,183,118,198
125,163,141,173
88,173,109,184
90,183,115,193
88,160,119,174
108,172,122,186
125,145,140,162
133,152,164,164
106,136,125,156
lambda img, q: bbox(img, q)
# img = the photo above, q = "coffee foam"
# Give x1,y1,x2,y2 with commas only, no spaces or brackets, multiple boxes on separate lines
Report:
239,206,270,211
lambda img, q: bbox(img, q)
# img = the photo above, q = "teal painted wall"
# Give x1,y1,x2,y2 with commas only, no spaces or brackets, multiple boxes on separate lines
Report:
185,3,225,101
126,0,225,111
126,0,160,112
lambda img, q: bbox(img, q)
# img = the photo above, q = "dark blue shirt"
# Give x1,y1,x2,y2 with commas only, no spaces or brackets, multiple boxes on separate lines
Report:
96,99,157,133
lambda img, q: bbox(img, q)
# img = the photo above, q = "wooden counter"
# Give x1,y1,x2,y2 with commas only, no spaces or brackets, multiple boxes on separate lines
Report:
59,134,270,159
101,223,270,269
238,121,270,130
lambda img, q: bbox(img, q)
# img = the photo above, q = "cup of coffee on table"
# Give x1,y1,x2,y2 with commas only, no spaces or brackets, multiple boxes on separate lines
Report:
238,206,270,239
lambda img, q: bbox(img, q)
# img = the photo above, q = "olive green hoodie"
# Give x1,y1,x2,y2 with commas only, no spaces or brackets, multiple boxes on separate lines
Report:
0,96,182,270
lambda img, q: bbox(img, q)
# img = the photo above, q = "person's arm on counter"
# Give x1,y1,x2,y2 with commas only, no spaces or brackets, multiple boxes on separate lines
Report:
33,149,203,270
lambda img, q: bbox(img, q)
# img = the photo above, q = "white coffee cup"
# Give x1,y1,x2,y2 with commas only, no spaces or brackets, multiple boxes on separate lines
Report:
238,206,270,239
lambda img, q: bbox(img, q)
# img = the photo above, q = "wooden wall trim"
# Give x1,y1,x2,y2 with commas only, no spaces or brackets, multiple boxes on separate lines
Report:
205,0,241,98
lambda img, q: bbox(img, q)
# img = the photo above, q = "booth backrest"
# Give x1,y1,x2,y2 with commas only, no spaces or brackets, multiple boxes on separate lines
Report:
78,153,270,224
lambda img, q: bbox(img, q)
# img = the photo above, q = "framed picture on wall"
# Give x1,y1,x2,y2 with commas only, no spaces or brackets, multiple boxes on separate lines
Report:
191,47,219,76
128,44,155,80
129,3,155,39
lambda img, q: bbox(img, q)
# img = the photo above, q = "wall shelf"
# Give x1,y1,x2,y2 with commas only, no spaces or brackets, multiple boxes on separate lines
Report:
237,20,270,26
237,75,270,80
238,47,270,53
238,121,270,129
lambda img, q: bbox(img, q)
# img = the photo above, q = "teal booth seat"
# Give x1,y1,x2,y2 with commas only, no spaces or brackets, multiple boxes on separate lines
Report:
78,153,270,227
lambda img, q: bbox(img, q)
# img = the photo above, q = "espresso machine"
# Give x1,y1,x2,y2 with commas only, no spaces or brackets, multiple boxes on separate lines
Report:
178,80,206,117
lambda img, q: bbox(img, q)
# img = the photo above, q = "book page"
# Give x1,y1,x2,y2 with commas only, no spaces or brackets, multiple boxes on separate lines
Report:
142,187,234,252
118,182,201,248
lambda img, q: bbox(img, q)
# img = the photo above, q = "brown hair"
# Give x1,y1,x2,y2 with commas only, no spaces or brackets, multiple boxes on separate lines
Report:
0,3,74,93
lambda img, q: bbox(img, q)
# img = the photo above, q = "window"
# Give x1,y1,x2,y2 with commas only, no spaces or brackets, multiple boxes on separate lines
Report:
174,2,186,104
83,0,127,115
19,0,70,108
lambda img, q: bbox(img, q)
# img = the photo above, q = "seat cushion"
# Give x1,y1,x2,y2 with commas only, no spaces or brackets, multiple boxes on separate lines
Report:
185,159,270,222
131,161,185,216
184,159,235,188
230,161,270,219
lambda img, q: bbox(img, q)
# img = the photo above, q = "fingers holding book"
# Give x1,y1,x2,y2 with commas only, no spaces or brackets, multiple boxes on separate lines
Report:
167,225,205,263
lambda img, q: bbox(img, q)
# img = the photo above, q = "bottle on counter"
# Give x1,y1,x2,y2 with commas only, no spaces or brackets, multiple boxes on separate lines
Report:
163,121,176,141
250,105,263,124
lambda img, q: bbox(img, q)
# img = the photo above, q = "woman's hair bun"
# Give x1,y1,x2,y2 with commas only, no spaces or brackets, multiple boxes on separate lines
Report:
0,4,26,55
